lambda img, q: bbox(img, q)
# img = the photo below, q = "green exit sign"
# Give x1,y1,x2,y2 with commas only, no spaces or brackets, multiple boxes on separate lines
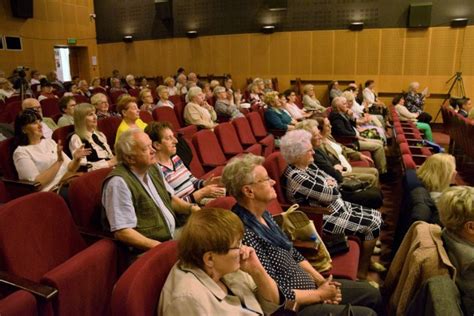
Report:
67,38,77,45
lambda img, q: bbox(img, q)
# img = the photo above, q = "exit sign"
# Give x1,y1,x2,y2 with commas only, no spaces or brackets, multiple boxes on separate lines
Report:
67,38,77,45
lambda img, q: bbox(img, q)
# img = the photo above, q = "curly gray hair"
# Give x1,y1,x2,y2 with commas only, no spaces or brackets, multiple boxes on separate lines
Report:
115,128,143,165
222,154,265,200
187,86,203,102
280,130,312,164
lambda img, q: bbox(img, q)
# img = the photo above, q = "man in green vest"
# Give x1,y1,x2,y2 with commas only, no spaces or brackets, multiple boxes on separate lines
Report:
102,128,200,251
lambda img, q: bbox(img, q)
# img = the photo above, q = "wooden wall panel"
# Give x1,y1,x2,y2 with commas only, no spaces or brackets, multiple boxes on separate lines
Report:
249,34,270,76
289,31,312,75
229,34,250,76
429,27,457,76
404,29,430,76
460,27,474,76
311,31,334,75
211,35,231,75
268,32,290,75
333,31,356,76
379,28,405,75
356,29,381,75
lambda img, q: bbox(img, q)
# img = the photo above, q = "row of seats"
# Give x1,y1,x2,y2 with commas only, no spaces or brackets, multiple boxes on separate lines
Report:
441,102,474,159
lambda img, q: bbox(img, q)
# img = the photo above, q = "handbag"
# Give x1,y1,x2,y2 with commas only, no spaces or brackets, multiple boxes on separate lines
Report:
274,204,332,272
324,234,350,256
340,178,370,192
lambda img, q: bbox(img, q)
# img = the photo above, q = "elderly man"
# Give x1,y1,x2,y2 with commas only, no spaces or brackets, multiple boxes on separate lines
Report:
101,129,200,251
221,154,382,315
21,98,57,138
329,96,388,176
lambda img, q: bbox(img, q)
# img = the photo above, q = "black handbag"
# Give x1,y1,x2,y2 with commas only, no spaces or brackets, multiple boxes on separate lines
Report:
340,178,370,192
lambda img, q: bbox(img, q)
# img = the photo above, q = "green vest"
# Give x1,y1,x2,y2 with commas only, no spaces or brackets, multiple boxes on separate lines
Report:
102,164,175,242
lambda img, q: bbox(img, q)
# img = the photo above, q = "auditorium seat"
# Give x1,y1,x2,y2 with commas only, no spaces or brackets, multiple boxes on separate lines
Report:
40,98,61,118
1,101,22,123
111,241,178,316
214,122,262,158
182,137,224,180
244,112,275,157
192,129,227,170
73,94,89,103
139,110,153,123
52,125,75,158
0,291,38,316
128,88,140,98
0,192,118,316
109,91,126,105
152,107,197,140
97,116,122,152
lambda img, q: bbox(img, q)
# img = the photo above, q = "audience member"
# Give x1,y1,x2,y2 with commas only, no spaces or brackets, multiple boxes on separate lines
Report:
158,208,281,315
0,77,17,101
110,78,127,94
417,153,456,204
21,98,57,138
156,85,175,109
77,80,91,98
164,77,178,96
101,129,200,251
125,74,137,90
90,93,119,119
405,81,432,123
57,96,76,127
184,86,217,130
176,74,188,96
438,186,474,316
283,90,312,121
248,82,264,108
12,109,89,192
187,72,198,89
37,80,58,102
115,95,148,144
90,77,106,92
280,130,382,279
69,103,116,171
263,79,273,93
201,81,213,101
146,121,225,205
329,81,343,101
302,84,326,112
457,97,472,118
139,77,149,90
30,70,41,86
222,154,382,315
362,80,388,121
392,95,433,141
46,71,64,91
138,88,156,113
263,91,295,131
214,86,243,120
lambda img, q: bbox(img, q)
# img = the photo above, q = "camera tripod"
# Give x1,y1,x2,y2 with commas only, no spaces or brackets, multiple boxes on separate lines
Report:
434,72,466,122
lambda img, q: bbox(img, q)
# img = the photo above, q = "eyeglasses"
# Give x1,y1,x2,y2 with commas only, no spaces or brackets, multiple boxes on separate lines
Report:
228,240,242,251
248,177,274,185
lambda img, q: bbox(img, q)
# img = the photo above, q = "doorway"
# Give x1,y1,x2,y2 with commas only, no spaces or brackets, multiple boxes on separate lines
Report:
54,46,90,82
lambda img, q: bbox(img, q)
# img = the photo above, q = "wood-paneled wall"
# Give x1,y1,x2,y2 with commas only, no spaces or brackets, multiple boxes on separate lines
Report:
98,26,474,122
0,0,99,81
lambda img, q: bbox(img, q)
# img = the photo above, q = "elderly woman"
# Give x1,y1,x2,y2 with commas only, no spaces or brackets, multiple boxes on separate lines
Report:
0,77,17,101
90,77,106,92
302,84,326,113
392,95,433,141
283,91,312,121
109,78,127,94
248,82,265,108
405,81,432,123
328,81,343,101
115,95,148,144
362,80,388,121
69,103,116,171
214,86,244,120
138,88,156,113
281,130,382,280
13,109,89,192
222,154,382,315
264,92,296,131
125,74,136,90
183,86,217,130
156,85,175,109
164,77,178,96
90,93,118,120
57,96,76,127
295,119,383,210
77,80,91,98
438,186,474,316
417,153,456,203
175,73,188,96
159,208,281,315
145,121,225,205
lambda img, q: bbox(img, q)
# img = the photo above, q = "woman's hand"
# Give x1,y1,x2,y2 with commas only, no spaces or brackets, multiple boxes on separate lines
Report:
239,246,265,275
73,145,91,162
56,141,64,163
107,156,118,167
360,154,374,165
204,175,222,186
317,275,339,302
202,184,226,198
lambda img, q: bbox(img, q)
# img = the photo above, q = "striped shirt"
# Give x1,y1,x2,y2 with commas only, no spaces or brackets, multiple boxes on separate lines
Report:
158,155,203,203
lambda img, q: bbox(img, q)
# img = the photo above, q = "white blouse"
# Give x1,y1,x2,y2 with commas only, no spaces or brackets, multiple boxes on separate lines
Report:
13,138,70,191
69,132,113,171
327,140,352,173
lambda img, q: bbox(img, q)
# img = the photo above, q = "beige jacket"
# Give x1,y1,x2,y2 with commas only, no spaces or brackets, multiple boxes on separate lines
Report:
158,263,280,316
384,221,456,316
183,102,217,129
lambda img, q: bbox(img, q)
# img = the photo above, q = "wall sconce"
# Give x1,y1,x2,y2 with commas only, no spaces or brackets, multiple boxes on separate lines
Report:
186,30,198,38
123,35,133,43
349,22,364,31
451,18,468,28
261,25,275,34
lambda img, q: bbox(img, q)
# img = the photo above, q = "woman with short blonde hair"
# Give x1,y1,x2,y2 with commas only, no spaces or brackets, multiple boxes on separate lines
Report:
416,153,456,196
302,84,325,112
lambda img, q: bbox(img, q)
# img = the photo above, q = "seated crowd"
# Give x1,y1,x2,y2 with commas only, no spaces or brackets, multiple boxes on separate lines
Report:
0,68,473,316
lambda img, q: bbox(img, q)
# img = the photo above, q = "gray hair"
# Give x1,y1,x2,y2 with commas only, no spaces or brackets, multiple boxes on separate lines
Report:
280,130,312,164
303,84,314,94
187,86,202,101
90,93,107,106
115,128,142,165
222,154,265,201
331,96,346,111
125,74,134,83
295,119,318,133
213,85,225,96
408,81,420,92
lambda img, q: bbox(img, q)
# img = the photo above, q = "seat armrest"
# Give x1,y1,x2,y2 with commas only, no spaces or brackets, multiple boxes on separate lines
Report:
0,271,58,300
1,178,41,191
77,226,116,241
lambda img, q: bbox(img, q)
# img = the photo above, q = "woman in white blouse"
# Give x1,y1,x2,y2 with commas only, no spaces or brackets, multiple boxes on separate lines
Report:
13,109,90,192
69,103,116,171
